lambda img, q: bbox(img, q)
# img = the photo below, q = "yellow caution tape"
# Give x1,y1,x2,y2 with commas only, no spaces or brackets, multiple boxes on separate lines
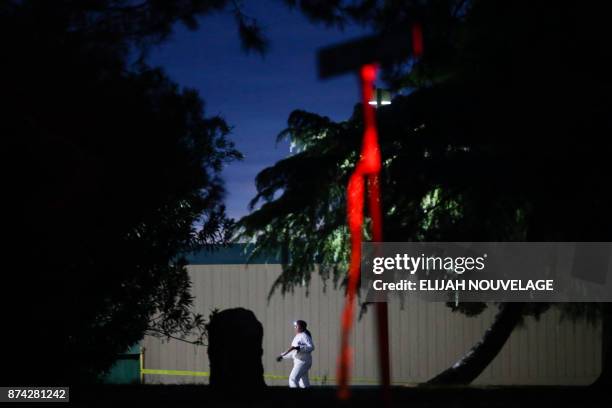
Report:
141,368,399,384
142,368,288,379
141,368,210,377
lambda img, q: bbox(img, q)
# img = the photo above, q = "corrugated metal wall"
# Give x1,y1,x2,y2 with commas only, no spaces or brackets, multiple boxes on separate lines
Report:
143,264,601,385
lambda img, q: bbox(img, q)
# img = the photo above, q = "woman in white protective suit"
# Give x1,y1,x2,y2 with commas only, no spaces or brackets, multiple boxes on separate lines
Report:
276,320,315,388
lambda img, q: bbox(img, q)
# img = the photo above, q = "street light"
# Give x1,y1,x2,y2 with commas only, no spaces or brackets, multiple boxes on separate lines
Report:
368,88,392,108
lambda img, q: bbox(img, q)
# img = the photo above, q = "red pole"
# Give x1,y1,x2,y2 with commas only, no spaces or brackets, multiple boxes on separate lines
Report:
337,171,364,400
368,174,391,404
335,23,423,401
337,64,390,402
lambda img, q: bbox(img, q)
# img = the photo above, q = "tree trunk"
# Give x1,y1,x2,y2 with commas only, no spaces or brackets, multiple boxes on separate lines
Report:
592,302,612,386
427,302,524,385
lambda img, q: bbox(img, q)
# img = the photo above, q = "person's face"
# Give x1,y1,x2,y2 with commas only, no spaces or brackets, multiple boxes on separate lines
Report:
294,322,303,333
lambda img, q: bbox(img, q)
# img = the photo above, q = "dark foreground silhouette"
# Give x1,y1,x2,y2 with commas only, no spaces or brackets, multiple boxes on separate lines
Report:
207,308,265,389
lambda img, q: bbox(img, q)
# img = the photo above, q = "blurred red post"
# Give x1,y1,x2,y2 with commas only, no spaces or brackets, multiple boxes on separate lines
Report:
320,24,424,403
337,64,390,402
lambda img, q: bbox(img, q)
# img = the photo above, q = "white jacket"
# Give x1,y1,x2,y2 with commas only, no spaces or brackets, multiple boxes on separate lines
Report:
284,332,315,362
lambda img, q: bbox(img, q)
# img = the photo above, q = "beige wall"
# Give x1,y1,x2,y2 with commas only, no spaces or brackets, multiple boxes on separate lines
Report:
143,264,601,386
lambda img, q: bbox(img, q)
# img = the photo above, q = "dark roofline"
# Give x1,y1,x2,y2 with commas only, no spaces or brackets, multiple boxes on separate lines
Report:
185,243,281,265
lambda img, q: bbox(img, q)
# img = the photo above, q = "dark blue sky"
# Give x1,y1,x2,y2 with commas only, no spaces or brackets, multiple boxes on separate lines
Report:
148,2,372,220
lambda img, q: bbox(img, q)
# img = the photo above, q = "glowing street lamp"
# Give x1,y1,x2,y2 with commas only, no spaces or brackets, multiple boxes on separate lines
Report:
368,88,392,108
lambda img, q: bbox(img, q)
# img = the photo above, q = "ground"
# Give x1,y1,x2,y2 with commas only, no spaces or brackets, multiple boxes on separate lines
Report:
67,385,609,407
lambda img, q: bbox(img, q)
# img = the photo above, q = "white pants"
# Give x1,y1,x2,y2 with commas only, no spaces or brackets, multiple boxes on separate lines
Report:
289,358,312,388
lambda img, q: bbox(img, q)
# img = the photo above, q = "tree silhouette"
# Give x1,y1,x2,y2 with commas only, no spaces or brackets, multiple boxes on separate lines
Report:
239,0,612,384
0,0,267,384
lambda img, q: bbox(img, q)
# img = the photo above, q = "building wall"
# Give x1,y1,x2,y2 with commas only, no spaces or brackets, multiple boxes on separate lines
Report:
143,263,601,385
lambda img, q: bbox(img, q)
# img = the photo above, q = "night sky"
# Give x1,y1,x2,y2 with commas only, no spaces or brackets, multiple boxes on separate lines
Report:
148,2,371,220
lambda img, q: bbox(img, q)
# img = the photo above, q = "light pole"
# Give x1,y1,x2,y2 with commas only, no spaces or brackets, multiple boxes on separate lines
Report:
368,88,392,108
